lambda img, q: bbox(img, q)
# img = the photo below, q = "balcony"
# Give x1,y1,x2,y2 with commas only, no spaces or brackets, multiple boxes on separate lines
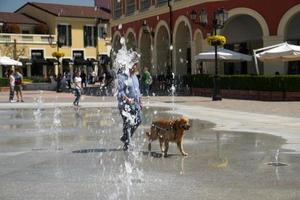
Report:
0,33,55,44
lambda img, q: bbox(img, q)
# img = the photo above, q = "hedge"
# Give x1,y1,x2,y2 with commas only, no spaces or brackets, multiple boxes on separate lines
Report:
184,74,300,92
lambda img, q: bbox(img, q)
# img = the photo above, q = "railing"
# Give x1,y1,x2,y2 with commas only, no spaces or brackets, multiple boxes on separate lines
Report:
0,33,55,44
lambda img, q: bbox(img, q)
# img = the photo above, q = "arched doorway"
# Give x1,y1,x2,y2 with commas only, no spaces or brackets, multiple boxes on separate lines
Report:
112,33,122,53
174,20,192,75
155,25,170,76
222,15,263,74
126,31,136,50
285,12,300,74
140,31,152,72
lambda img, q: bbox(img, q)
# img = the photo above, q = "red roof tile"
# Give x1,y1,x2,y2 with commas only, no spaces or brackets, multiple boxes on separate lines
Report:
0,12,41,25
25,2,111,20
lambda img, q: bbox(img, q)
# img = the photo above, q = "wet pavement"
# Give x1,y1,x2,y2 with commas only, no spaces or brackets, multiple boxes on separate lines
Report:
0,91,300,199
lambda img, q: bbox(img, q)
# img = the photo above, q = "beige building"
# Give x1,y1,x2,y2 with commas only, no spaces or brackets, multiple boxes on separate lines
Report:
0,2,111,78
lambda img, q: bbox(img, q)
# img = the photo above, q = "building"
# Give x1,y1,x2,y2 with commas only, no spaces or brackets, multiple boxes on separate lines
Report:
0,2,111,78
110,0,300,76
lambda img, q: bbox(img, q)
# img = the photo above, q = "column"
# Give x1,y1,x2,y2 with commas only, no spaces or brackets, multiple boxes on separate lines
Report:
27,65,31,77
54,64,59,76
43,65,47,78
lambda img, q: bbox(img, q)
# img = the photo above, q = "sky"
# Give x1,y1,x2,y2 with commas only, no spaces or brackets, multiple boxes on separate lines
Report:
0,0,95,12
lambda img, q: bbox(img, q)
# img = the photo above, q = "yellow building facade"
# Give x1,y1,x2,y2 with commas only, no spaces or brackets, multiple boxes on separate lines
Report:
0,2,111,78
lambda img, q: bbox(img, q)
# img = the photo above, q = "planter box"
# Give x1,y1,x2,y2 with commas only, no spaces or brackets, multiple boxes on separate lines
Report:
0,87,9,92
191,87,300,101
23,83,56,91
285,92,300,101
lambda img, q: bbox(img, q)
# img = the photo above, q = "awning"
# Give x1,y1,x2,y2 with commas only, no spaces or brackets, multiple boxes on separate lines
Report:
19,58,32,66
32,58,47,65
46,58,59,65
74,58,89,65
62,58,74,65
87,58,98,65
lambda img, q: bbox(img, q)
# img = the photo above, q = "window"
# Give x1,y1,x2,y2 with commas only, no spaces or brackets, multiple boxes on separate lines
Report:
98,24,107,39
84,25,97,47
140,0,150,11
57,24,71,46
114,0,122,19
126,0,135,16
157,0,168,7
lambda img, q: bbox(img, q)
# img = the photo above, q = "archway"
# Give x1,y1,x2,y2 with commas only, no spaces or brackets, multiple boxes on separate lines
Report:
139,30,152,73
222,14,263,74
112,32,122,53
155,25,170,76
126,30,137,50
174,17,192,75
285,11,300,74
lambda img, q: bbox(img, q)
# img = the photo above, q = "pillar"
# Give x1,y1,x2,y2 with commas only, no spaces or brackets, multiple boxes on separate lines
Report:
43,65,47,78
27,65,31,77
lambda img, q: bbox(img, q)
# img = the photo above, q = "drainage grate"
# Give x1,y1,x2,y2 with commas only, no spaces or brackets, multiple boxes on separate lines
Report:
267,162,288,166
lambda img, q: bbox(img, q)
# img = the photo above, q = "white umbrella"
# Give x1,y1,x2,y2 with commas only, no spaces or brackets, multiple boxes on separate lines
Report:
256,42,300,61
0,56,22,66
195,48,252,62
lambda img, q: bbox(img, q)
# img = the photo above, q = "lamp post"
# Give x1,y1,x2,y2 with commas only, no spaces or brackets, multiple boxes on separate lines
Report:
191,8,228,101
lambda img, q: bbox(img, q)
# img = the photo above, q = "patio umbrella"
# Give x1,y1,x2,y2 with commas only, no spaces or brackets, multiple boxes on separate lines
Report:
0,56,22,66
255,42,300,62
195,48,252,62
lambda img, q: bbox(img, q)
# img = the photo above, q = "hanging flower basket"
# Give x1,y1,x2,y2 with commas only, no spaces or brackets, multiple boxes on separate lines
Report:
207,35,227,46
52,51,65,59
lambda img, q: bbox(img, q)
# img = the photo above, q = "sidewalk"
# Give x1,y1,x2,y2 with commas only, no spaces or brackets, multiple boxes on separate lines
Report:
1,90,300,152
0,90,299,118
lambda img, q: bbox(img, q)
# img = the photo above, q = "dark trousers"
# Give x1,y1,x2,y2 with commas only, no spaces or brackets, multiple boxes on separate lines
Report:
73,88,81,106
119,104,141,145
9,86,14,101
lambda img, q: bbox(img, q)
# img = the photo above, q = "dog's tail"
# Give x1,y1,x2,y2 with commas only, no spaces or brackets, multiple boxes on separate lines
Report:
146,131,150,137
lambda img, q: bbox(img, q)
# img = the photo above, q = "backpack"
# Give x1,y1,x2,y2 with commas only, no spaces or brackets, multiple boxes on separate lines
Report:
15,75,22,85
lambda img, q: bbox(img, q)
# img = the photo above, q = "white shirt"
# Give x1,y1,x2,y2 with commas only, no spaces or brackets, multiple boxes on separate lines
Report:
9,75,15,87
74,76,82,89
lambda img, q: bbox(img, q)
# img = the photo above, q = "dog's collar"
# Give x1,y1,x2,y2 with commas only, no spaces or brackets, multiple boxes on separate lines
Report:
152,123,178,132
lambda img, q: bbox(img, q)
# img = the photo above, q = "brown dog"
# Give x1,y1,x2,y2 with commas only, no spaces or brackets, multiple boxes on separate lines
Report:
146,117,190,156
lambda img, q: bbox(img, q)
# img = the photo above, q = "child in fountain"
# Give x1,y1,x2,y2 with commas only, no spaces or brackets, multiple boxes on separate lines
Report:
73,71,82,107
117,50,143,151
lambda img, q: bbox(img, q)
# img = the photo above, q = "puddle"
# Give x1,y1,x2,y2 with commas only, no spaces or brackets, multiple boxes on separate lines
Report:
0,107,299,199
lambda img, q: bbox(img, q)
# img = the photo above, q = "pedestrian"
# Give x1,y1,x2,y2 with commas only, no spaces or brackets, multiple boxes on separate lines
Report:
117,55,142,151
142,66,152,96
56,73,62,92
104,67,115,95
8,68,15,103
73,71,82,107
14,68,24,102
66,71,72,89
80,71,87,88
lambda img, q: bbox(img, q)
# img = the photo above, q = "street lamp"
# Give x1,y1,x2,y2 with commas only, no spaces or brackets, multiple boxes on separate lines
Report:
48,34,64,52
191,8,228,101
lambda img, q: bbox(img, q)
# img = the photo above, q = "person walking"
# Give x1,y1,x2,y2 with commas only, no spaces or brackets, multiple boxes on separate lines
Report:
14,68,24,102
8,68,15,103
80,71,87,88
73,71,82,107
142,66,152,96
117,60,142,151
